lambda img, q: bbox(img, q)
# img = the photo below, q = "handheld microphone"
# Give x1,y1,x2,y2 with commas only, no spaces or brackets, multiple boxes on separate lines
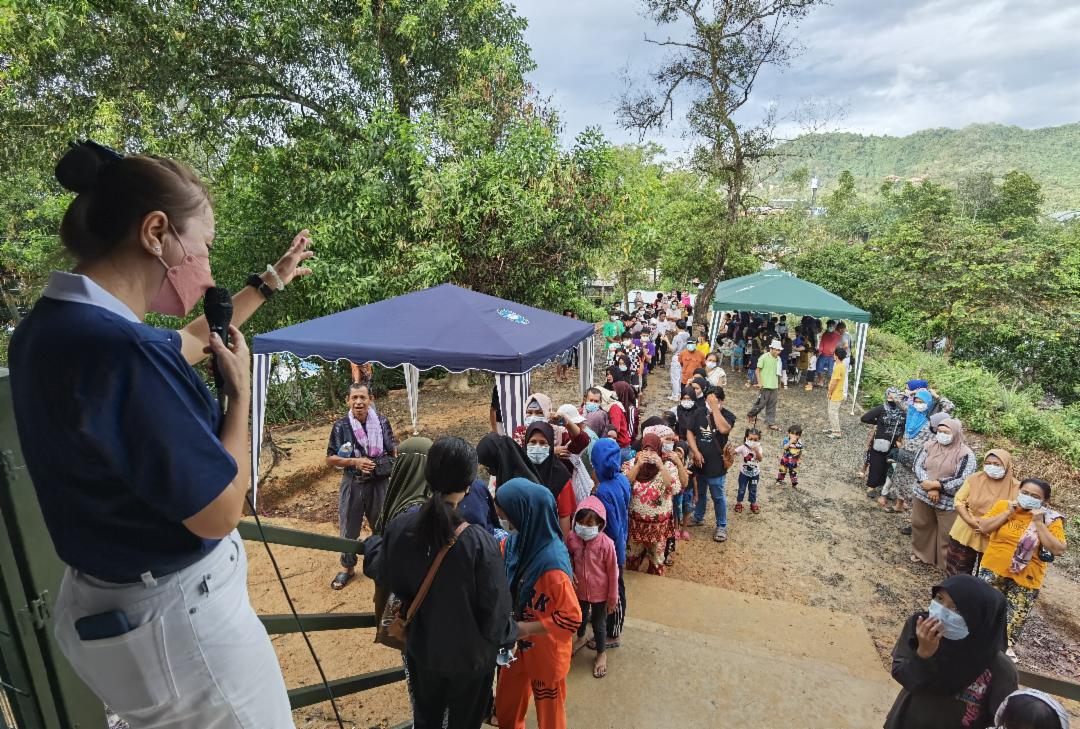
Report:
203,287,233,414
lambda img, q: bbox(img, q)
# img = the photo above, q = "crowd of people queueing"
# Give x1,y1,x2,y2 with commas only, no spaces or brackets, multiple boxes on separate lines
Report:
323,288,1070,729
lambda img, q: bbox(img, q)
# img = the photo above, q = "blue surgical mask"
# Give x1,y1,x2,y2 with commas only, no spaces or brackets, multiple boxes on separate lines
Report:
935,432,953,446
526,445,548,464
928,599,969,640
1017,493,1042,511
524,415,543,426
584,402,600,413
982,464,1006,480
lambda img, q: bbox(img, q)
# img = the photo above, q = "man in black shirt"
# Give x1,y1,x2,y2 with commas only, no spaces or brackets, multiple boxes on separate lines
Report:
686,389,737,542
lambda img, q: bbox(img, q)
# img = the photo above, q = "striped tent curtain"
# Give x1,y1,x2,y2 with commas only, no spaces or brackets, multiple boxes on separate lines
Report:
577,335,595,397
250,352,272,510
497,372,532,436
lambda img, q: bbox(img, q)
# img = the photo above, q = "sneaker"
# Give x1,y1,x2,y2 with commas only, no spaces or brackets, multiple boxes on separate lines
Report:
750,503,760,514
713,527,728,542
733,502,744,513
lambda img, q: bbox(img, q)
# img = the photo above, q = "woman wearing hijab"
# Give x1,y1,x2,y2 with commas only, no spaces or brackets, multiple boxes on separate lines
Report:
512,393,559,446
911,418,976,569
591,438,631,648
861,388,907,504
894,388,937,531
607,352,634,387
494,479,582,729
623,433,679,576
477,433,541,487
675,382,701,439
596,386,632,447
977,478,1067,657
946,449,1021,577
365,437,433,619
884,574,1017,729
373,437,433,535
995,689,1071,729
522,422,577,537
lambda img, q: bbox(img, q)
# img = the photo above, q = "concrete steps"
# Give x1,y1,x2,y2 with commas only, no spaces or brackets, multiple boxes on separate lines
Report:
543,572,898,728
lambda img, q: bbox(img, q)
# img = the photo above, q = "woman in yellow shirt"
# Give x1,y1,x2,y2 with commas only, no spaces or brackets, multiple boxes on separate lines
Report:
946,449,1020,577
977,478,1067,658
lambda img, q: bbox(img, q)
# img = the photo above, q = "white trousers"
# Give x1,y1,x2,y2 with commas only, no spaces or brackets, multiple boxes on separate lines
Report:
53,531,293,729
670,361,683,399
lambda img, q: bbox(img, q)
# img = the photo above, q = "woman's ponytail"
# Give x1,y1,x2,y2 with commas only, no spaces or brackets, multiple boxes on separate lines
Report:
416,437,477,553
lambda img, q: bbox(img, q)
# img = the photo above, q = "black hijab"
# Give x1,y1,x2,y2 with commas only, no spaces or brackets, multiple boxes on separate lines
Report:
676,383,701,436
918,574,1008,695
608,352,633,384
521,422,571,500
477,433,540,487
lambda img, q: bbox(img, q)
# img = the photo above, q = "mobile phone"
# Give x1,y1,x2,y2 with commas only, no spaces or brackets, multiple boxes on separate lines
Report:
75,610,133,641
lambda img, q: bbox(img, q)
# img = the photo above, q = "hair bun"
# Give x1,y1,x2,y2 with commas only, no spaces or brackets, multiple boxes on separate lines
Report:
55,140,123,194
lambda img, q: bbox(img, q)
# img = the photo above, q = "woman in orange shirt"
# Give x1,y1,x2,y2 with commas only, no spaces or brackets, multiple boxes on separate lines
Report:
494,478,582,729
977,478,1067,659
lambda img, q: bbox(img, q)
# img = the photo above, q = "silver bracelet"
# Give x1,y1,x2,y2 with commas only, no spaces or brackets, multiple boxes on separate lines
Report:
265,264,285,291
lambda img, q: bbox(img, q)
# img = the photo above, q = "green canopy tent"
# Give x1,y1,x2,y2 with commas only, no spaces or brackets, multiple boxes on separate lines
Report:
708,270,871,412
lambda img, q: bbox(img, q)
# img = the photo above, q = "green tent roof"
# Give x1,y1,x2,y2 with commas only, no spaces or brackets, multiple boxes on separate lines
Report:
711,270,870,324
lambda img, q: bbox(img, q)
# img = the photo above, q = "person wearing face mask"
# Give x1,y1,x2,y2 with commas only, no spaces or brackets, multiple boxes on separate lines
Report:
493,479,581,729
590,439,631,648
946,450,1021,577
910,418,976,569
977,478,1067,658
884,574,1017,729
606,352,634,387
669,320,691,401
623,434,679,576
565,497,619,679
678,338,706,387
9,142,315,726
602,309,625,347
704,352,727,388
894,388,937,535
522,422,577,537
512,393,559,446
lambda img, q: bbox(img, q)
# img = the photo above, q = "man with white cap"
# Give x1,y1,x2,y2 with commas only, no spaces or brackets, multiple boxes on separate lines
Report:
747,338,782,431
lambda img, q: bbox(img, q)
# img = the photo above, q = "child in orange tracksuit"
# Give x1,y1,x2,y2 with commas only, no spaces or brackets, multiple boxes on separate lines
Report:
494,478,582,729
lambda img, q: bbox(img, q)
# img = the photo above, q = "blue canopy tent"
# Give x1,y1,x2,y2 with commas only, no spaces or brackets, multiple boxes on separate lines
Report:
249,284,596,505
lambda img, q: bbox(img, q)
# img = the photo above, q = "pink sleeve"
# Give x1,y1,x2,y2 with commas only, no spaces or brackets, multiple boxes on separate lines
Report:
605,540,619,607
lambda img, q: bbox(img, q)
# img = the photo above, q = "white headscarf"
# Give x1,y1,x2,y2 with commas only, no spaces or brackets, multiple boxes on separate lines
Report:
994,688,1069,729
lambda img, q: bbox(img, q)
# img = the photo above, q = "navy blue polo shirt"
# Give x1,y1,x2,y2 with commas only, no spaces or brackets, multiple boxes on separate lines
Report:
9,275,236,583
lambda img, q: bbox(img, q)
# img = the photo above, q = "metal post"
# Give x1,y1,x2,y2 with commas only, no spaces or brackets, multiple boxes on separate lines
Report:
850,323,869,414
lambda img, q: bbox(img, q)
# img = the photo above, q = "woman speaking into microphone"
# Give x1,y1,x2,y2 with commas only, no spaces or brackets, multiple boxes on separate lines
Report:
9,141,313,728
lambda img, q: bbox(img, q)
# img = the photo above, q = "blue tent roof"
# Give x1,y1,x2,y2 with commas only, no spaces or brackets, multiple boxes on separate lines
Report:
253,283,595,374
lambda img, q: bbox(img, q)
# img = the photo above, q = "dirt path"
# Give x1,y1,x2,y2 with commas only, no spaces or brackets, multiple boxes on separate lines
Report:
249,358,1080,727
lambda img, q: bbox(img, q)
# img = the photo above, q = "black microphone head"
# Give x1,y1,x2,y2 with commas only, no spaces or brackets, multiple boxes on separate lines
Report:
204,287,233,333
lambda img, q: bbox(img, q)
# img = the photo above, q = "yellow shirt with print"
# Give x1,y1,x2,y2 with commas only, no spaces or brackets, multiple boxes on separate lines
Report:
980,499,1066,590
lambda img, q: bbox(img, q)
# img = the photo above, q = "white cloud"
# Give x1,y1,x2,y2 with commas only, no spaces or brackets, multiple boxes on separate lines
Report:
511,0,1080,149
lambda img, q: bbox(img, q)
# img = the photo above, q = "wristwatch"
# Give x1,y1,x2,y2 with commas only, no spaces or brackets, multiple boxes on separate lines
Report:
247,273,276,300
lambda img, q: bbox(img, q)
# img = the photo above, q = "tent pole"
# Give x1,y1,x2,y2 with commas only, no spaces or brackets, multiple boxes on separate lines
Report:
850,323,868,415
251,353,271,510
403,364,420,434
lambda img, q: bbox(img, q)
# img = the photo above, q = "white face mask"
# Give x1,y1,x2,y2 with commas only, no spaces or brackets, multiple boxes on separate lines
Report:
913,402,929,412
927,599,969,640
610,315,618,322
1017,493,1043,511
574,523,600,541
526,444,548,464
935,432,953,446
524,414,543,426
744,440,758,448
706,361,717,370
680,400,694,409
983,464,1006,480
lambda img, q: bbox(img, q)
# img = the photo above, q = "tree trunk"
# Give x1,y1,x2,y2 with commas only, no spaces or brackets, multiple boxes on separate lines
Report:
447,371,471,393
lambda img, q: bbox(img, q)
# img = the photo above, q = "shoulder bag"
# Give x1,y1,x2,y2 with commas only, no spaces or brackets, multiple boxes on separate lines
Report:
873,418,900,453
375,522,469,650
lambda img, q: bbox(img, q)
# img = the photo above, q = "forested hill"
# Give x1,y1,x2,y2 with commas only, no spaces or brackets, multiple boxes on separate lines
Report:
765,123,1080,210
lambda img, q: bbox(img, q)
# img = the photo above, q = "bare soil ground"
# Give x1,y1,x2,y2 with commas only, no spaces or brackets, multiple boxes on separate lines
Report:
248,358,1080,728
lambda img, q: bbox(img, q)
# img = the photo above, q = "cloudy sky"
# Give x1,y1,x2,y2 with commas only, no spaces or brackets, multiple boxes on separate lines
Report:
510,0,1080,156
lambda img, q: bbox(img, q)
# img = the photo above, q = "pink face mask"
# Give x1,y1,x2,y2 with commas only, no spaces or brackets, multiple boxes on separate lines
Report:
150,225,215,317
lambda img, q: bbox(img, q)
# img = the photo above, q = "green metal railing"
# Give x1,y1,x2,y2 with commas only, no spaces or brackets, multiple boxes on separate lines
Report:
235,519,410,720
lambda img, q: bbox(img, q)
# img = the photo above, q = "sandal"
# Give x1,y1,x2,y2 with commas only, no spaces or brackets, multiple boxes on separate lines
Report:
330,571,353,590
593,654,608,679
883,506,898,513
587,638,620,651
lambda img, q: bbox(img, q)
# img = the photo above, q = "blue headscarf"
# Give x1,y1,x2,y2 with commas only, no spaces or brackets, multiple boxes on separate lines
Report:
591,438,631,567
904,388,934,439
496,478,573,614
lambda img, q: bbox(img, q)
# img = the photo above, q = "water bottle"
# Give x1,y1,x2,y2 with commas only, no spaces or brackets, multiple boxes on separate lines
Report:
336,442,353,470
